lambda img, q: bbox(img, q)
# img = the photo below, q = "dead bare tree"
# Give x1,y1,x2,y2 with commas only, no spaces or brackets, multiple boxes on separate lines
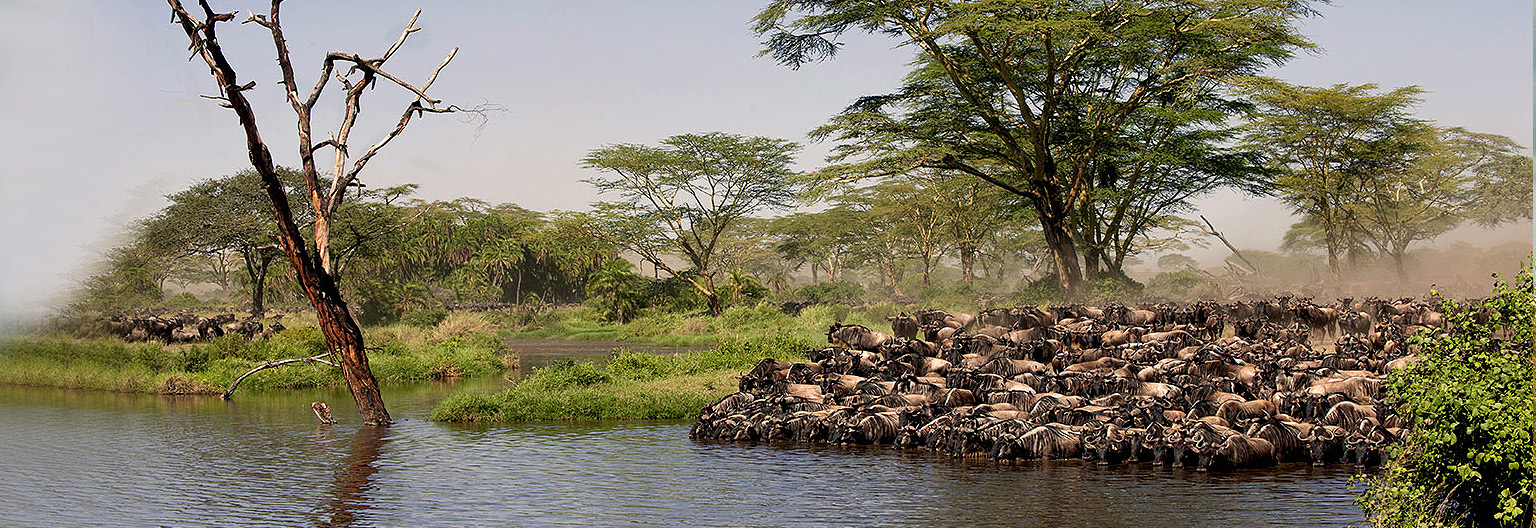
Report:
168,0,473,425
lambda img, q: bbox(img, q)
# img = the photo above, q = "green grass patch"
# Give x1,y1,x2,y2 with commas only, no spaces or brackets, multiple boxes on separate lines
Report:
0,316,512,394
430,336,809,422
502,301,917,347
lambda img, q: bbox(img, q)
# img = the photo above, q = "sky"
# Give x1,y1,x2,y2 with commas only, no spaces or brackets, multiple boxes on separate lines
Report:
1,0,1531,325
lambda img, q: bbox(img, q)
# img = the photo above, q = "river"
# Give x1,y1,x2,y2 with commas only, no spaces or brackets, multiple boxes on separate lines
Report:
0,341,1369,527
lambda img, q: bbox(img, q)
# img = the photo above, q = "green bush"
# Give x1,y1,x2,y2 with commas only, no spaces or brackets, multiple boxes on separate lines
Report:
1142,270,1213,301
793,280,866,304
1012,276,1062,305
1354,266,1533,527
0,323,509,395
400,308,450,328
1087,274,1144,302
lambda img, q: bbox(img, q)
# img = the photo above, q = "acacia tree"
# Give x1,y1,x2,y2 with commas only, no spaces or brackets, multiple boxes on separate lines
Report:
839,180,949,287
760,0,1317,299
1346,127,1532,283
1240,80,1428,284
168,0,473,425
769,208,865,284
1072,90,1265,280
582,132,800,316
141,169,312,317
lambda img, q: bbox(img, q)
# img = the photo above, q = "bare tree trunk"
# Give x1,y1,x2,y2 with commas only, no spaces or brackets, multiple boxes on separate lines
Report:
168,0,466,426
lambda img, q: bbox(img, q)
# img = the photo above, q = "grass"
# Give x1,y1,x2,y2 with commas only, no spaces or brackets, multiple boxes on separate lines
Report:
430,336,810,422
0,313,512,394
506,302,907,346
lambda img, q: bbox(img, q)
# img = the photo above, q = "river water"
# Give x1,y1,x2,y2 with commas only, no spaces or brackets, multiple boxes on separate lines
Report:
0,341,1369,527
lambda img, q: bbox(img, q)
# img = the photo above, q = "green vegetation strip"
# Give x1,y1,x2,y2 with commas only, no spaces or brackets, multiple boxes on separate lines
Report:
0,322,509,395
431,336,809,422
507,302,923,346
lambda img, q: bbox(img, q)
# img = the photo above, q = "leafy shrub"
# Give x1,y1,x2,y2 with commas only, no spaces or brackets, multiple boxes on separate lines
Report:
1354,266,1533,527
431,336,811,422
269,325,328,356
1012,276,1062,305
793,280,865,304
1142,270,1212,301
400,308,449,328
524,360,614,390
1088,274,1144,302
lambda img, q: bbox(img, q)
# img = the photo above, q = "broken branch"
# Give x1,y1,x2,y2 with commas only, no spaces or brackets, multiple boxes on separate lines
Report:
222,353,337,400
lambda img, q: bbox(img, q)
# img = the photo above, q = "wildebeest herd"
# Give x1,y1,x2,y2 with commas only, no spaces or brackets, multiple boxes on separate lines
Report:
693,296,1445,472
106,312,285,343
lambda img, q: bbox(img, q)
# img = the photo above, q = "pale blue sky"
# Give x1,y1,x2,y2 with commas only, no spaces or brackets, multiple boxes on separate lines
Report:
1,0,1531,323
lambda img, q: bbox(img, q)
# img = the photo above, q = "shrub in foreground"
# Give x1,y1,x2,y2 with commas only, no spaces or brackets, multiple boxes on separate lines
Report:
1354,267,1533,527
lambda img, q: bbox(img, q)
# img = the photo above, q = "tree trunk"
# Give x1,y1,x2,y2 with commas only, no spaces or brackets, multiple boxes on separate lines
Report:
959,248,976,284
251,253,271,318
1082,249,1102,282
1036,207,1085,300
168,2,391,425
308,271,391,425
1390,245,1409,285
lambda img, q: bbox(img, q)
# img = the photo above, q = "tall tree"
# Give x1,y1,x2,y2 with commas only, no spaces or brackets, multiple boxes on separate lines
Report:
768,208,864,284
760,0,1318,299
1240,80,1428,283
169,1,473,425
1072,91,1264,280
839,180,950,287
582,132,800,316
1346,127,1532,283
140,169,310,317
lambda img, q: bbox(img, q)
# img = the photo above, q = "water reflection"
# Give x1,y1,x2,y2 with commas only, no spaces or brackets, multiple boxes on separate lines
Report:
315,425,388,528
0,381,1369,527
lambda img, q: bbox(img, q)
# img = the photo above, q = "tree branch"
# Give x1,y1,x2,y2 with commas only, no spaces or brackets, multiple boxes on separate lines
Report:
222,353,337,400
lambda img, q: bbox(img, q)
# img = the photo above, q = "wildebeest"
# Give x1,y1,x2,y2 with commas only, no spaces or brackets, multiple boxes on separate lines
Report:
828,323,896,351
886,313,920,340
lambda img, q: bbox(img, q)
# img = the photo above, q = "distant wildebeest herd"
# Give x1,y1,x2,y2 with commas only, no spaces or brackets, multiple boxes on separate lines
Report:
106,312,285,343
693,296,1457,472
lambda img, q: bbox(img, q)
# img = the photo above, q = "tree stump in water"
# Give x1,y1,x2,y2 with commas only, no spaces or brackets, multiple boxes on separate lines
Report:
312,402,337,424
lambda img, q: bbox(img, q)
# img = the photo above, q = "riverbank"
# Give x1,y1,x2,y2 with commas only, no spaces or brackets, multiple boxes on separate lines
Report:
431,336,809,422
0,313,513,394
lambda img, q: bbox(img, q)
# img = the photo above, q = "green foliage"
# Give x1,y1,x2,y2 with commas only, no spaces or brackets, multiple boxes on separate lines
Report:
583,132,802,315
400,308,450,328
1142,270,1214,301
584,258,649,323
1354,266,1534,527
0,323,508,394
792,280,866,304
68,244,166,316
1087,274,1145,303
1011,276,1064,305
764,0,1316,298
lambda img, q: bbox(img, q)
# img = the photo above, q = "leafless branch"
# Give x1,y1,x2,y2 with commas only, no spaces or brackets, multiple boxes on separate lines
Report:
222,353,337,400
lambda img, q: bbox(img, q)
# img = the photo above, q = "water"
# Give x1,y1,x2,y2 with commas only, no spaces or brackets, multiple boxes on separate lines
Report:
0,341,1370,527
